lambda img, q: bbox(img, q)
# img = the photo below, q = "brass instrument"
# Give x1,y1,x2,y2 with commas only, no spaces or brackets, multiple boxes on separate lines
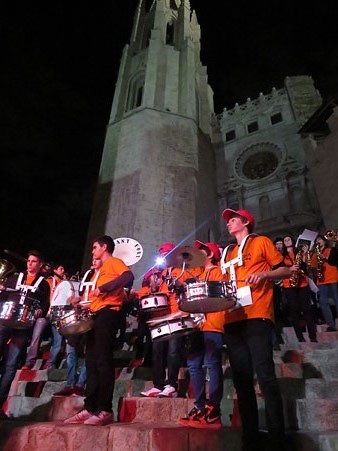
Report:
315,244,324,282
289,249,304,288
0,259,17,284
324,230,338,242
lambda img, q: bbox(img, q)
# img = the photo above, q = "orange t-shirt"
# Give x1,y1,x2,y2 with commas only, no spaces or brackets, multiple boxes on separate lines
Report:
223,236,283,324
282,250,308,289
312,247,338,285
89,256,130,313
199,265,227,333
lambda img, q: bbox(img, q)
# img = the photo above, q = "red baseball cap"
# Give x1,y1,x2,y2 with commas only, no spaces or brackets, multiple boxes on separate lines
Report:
195,240,221,262
222,209,255,228
158,242,175,255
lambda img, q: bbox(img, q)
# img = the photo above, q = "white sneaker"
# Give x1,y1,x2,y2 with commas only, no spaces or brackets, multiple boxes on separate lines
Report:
64,409,93,424
158,385,177,398
140,387,162,397
83,410,114,426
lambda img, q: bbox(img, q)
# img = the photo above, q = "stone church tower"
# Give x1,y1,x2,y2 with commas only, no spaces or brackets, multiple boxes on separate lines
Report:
85,0,218,282
86,1,325,283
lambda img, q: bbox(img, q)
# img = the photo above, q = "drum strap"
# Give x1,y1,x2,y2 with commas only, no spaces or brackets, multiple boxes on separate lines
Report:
221,234,257,287
80,269,100,302
15,273,44,304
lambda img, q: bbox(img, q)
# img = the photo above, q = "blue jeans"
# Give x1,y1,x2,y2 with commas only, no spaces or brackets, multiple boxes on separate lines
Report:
45,324,63,368
224,319,285,449
186,331,224,410
152,335,184,390
318,283,338,328
65,336,87,387
24,317,50,366
0,324,30,407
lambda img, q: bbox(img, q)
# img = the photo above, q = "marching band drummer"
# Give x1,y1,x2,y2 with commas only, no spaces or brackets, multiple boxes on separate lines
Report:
63,235,134,426
178,241,225,430
53,257,103,397
141,242,203,398
0,250,50,420
221,209,292,451
22,262,66,370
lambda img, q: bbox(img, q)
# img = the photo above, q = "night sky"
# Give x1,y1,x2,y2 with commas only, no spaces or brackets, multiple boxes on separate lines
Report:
1,0,337,275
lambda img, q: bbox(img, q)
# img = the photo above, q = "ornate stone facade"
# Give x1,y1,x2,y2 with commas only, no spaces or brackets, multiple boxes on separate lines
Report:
212,76,323,244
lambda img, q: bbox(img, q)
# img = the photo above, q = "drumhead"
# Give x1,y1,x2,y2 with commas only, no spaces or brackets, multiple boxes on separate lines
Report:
51,280,78,306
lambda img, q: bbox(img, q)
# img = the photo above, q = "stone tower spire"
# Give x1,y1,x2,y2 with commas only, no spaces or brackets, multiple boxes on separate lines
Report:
85,0,217,283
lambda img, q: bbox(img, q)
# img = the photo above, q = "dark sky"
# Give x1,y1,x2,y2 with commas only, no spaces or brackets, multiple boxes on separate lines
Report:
1,0,337,275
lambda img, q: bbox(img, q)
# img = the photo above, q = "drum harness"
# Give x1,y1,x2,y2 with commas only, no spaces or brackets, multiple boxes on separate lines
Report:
221,234,257,310
79,269,100,303
15,272,44,306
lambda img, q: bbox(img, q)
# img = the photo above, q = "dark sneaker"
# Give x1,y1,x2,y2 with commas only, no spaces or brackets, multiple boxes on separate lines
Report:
178,406,203,426
327,326,337,332
188,404,222,429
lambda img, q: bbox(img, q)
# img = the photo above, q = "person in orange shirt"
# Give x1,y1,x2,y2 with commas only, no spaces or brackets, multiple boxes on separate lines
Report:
282,235,317,342
63,235,134,426
313,235,338,331
178,241,225,430
221,209,291,451
141,242,203,398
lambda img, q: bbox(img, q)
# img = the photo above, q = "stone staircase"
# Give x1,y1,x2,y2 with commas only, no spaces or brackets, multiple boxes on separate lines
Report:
1,324,338,450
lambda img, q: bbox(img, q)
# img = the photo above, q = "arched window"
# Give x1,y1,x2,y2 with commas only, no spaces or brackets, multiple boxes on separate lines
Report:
125,73,145,112
166,22,174,46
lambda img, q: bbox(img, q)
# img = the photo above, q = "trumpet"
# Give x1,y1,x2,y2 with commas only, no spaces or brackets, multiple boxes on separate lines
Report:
324,230,338,242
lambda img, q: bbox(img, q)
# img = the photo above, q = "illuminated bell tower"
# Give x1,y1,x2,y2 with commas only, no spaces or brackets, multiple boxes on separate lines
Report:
85,0,218,283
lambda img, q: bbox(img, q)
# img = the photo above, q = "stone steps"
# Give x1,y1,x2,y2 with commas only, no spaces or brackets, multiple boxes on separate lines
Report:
2,324,338,449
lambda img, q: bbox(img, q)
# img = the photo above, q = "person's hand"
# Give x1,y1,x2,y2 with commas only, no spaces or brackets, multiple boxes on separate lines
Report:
245,272,269,284
70,296,81,306
35,308,43,318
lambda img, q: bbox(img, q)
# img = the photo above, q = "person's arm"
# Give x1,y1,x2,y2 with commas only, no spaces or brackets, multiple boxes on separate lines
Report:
245,262,292,284
98,270,134,293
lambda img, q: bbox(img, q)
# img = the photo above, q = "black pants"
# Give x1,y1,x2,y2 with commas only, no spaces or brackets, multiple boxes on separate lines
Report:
283,286,317,341
224,319,285,450
84,307,122,413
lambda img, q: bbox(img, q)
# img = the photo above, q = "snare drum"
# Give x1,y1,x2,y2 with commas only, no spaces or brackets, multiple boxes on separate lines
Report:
51,280,80,307
179,281,237,313
49,306,71,324
0,301,36,329
140,292,168,312
56,308,94,336
147,314,195,342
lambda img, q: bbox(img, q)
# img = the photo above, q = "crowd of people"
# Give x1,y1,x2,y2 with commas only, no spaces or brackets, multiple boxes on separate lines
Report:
0,212,337,451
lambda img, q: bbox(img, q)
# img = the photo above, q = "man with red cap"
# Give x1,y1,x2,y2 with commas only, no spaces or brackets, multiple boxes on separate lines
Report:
178,240,226,429
220,209,291,451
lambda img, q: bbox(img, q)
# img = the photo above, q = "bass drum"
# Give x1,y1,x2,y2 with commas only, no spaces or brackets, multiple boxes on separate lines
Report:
51,280,80,306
